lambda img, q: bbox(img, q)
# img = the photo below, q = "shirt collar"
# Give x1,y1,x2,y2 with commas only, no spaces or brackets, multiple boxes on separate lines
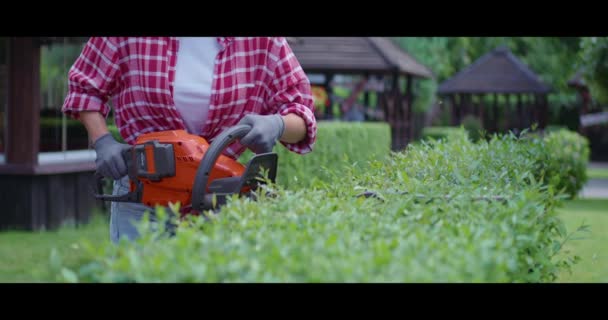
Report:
217,37,234,49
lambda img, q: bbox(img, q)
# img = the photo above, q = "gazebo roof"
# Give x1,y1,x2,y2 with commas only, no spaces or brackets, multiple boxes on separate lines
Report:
287,37,433,78
437,46,551,94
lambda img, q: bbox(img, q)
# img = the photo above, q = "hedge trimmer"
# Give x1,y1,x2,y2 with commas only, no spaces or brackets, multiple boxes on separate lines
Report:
94,125,278,215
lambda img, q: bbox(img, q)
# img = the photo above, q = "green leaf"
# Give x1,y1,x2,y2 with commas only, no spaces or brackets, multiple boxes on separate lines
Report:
61,268,78,283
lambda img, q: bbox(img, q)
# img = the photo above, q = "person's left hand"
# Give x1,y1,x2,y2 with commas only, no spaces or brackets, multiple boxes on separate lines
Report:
238,114,285,153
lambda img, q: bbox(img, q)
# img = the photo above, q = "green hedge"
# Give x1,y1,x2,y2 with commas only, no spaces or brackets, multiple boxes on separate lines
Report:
51,128,583,283
108,125,123,143
461,115,484,142
538,129,590,199
240,121,391,189
420,126,590,199
420,126,466,142
104,124,591,199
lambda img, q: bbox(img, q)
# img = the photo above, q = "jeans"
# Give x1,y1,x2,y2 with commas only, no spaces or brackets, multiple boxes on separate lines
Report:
109,176,159,244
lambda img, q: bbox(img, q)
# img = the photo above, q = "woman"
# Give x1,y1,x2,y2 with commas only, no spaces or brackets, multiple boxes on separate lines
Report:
62,37,317,243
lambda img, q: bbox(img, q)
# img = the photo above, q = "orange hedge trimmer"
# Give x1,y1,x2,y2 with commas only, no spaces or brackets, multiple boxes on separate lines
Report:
94,125,277,215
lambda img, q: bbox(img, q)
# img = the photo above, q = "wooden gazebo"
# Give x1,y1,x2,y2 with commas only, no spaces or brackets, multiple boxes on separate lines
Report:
437,46,552,133
0,37,100,231
288,37,434,150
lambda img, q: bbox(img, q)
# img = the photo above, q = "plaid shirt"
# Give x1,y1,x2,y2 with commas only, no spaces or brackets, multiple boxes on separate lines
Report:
62,37,317,159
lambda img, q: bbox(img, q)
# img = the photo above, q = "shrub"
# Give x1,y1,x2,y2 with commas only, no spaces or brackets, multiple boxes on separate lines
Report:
107,124,124,143
51,128,581,283
539,128,590,199
238,121,392,189
420,126,466,142
461,115,484,142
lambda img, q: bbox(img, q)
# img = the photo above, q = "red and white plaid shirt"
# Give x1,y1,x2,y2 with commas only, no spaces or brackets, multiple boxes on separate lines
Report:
62,37,317,159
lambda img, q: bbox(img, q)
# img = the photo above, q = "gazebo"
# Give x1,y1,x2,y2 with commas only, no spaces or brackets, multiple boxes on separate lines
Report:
0,37,100,231
437,46,552,133
288,37,434,150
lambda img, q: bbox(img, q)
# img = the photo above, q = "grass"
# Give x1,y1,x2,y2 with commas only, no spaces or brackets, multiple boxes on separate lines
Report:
0,200,606,283
588,167,608,180
556,199,608,283
0,213,110,283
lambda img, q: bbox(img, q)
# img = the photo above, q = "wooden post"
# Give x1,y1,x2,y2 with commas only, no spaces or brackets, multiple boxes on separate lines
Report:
363,75,370,121
458,93,465,125
450,94,458,126
394,73,406,149
478,94,485,132
504,94,511,130
493,93,499,132
323,73,334,120
531,94,538,128
517,94,523,129
445,94,450,125
459,93,466,124
405,74,413,142
6,37,40,166
540,93,548,129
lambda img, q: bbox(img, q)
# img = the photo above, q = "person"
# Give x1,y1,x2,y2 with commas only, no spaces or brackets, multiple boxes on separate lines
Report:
62,37,317,243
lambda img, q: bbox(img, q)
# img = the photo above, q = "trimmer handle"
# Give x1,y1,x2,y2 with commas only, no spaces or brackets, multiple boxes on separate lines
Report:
93,148,142,203
191,124,253,213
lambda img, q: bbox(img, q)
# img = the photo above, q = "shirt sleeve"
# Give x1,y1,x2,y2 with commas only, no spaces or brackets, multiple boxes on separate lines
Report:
266,37,317,155
61,37,121,120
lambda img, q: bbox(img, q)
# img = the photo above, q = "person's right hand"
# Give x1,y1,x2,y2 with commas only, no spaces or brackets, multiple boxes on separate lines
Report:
93,133,131,180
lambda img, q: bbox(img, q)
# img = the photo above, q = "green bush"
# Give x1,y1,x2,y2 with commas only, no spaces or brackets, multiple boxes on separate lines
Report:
419,126,589,199
239,121,391,189
51,128,581,283
539,129,590,199
107,124,124,143
420,126,466,142
461,115,484,142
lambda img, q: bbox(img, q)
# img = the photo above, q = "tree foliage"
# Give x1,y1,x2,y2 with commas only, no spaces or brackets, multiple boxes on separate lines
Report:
393,37,588,114
579,37,608,105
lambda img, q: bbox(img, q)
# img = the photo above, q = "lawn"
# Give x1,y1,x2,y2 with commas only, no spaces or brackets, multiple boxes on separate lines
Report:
587,167,608,180
556,199,608,283
0,200,606,283
0,212,110,283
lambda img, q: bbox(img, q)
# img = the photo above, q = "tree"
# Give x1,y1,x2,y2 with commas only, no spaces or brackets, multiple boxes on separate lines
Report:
579,37,608,106
393,37,584,114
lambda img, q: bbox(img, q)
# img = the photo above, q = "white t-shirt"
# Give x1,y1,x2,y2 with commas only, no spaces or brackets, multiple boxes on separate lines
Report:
173,37,221,135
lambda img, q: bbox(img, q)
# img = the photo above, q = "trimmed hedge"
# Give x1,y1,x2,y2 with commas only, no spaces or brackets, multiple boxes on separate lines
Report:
108,124,123,143
420,126,466,142
51,128,583,283
240,121,391,189
461,115,484,142
538,128,590,198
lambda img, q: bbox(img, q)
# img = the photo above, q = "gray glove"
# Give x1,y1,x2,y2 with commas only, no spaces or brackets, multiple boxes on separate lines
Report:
238,114,285,153
93,133,131,180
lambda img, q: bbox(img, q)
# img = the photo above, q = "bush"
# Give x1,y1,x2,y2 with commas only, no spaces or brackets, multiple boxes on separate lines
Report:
234,121,392,189
539,128,590,199
107,124,123,143
51,128,581,283
420,126,466,142
461,115,484,142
